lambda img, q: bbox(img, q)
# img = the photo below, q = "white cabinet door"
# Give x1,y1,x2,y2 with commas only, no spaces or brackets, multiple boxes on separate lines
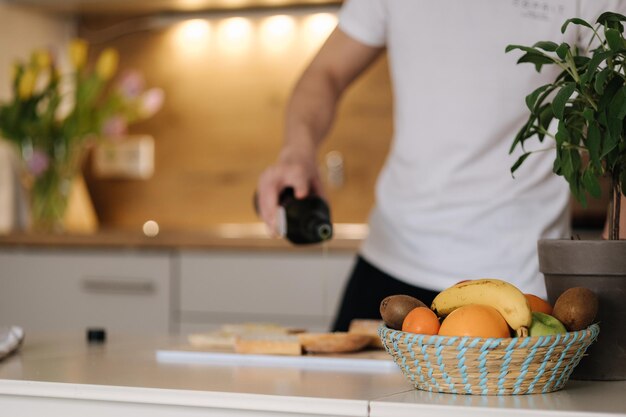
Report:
178,251,356,333
0,249,171,334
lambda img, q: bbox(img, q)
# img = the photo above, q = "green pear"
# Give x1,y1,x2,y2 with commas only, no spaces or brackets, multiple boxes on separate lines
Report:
529,312,567,336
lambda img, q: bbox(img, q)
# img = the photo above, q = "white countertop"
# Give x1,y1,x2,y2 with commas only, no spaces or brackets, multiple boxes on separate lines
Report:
0,332,624,417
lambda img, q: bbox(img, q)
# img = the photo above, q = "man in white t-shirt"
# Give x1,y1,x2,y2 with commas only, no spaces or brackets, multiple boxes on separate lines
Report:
256,0,626,331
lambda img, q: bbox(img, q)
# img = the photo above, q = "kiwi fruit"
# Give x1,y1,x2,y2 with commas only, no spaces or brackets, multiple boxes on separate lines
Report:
380,294,427,330
552,287,599,332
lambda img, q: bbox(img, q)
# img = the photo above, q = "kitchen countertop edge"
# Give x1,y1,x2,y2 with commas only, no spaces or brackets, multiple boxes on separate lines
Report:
0,223,366,252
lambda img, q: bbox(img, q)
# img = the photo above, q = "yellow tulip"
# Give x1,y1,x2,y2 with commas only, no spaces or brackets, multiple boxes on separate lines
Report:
69,39,88,70
32,49,51,69
95,48,119,80
18,68,37,99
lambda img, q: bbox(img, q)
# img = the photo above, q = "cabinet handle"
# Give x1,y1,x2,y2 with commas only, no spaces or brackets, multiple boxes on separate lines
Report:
82,277,155,295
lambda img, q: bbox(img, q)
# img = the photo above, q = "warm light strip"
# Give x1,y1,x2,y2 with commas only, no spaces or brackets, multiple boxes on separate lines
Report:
151,5,339,27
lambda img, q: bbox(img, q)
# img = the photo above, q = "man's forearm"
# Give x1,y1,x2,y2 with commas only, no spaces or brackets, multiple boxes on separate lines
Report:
278,28,384,163
280,69,341,163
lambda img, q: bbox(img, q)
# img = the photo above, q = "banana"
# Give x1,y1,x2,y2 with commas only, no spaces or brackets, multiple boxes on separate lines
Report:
431,279,532,337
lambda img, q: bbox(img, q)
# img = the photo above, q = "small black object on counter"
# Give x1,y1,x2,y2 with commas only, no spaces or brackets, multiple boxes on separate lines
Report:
86,328,106,344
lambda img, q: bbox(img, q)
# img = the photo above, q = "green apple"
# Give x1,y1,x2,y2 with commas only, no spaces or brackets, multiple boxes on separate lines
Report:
529,312,567,336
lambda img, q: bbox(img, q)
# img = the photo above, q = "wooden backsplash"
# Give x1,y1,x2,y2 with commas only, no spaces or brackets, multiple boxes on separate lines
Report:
81,11,393,231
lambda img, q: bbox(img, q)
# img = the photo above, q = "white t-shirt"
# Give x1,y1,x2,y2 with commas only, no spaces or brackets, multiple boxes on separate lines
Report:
339,0,625,297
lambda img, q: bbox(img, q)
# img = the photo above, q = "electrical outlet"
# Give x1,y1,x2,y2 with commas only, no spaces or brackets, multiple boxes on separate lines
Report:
93,135,154,179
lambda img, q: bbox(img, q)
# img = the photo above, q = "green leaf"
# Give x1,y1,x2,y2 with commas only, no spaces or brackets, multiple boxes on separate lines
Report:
594,67,613,95
538,104,554,138
510,117,536,153
553,83,576,119
517,52,555,71
598,76,624,113
614,87,626,119
533,41,559,52
573,55,590,66
608,87,626,121
556,43,570,60
561,148,574,180
602,123,620,156
511,152,532,177
561,17,593,33
581,51,611,85
568,121,583,146
555,120,570,146
553,150,562,175
525,84,551,112
571,178,588,208
582,169,602,198
505,44,541,54
597,12,626,25
605,28,625,51
587,122,602,170
564,152,585,207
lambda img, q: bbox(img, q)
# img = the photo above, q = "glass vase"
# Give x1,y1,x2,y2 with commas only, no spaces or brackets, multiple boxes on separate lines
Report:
20,139,83,234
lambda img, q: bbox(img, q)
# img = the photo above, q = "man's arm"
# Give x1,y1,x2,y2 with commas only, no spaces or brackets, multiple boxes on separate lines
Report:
257,28,383,233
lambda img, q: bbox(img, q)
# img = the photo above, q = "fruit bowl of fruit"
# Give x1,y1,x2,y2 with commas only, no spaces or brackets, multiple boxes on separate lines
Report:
378,279,600,396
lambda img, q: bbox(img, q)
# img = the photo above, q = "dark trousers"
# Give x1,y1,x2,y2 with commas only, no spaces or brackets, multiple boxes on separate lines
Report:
331,255,439,332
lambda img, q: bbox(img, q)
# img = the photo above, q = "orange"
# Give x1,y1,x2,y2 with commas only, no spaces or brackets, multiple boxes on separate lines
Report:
525,294,553,315
402,307,440,335
438,304,510,338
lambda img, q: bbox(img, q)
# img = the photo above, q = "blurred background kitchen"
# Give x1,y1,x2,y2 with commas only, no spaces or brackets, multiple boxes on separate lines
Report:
0,0,608,337
0,0,394,233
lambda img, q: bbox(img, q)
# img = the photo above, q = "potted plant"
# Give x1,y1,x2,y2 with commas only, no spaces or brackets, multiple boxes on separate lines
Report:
506,12,626,380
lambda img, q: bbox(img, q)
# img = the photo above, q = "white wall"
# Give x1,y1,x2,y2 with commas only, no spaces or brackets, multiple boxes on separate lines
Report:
0,1,75,232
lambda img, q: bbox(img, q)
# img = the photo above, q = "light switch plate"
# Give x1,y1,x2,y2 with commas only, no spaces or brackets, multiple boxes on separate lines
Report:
93,135,155,179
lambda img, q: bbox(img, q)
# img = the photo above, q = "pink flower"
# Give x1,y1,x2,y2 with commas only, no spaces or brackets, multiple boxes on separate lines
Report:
102,115,128,139
28,149,50,177
139,88,164,118
117,70,144,98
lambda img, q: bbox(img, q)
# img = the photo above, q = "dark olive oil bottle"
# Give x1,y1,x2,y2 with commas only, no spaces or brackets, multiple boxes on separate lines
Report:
254,187,333,245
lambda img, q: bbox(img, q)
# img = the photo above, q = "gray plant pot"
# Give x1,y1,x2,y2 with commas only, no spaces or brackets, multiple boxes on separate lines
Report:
538,239,626,381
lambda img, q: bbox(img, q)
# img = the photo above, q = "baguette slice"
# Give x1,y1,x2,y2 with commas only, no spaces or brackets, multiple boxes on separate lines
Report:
348,319,384,349
221,323,290,335
298,332,371,354
188,331,238,350
235,334,302,356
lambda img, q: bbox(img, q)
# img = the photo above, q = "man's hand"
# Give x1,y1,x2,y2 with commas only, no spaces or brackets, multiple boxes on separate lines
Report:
256,151,324,236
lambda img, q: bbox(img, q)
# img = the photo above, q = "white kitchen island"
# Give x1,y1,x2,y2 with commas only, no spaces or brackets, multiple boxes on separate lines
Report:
0,332,624,417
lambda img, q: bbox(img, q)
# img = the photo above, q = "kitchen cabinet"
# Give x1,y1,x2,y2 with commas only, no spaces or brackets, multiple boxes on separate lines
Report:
0,239,358,335
177,250,355,333
0,248,172,334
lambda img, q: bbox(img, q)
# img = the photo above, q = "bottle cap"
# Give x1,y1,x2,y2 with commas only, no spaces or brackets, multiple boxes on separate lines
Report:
87,328,106,344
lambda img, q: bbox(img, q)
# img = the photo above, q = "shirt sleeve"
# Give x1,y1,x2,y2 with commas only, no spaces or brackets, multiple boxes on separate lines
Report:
338,0,388,47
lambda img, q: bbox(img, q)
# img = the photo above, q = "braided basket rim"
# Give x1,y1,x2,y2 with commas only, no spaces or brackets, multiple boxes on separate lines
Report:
378,323,600,396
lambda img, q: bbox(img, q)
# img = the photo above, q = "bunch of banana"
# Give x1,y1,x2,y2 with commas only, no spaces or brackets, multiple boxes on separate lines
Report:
431,279,532,337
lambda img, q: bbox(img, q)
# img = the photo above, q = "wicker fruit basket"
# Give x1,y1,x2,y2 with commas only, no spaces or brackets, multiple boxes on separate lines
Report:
379,323,599,395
